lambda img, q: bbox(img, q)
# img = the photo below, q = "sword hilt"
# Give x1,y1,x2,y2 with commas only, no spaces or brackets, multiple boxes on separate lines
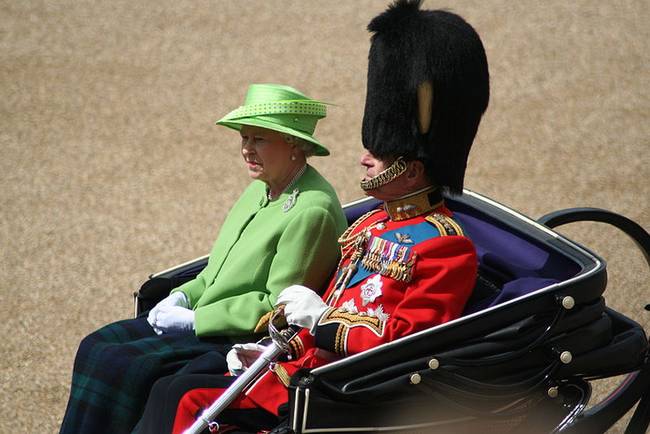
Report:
268,305,300,352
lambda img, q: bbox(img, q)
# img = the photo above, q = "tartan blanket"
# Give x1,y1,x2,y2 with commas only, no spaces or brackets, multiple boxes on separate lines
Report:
59,316,231,434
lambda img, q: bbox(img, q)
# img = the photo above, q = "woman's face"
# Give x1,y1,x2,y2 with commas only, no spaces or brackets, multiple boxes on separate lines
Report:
240,125,295,186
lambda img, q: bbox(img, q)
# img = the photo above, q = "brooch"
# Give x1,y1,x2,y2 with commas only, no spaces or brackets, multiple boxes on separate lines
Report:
360,274,383,306
282,188,300,213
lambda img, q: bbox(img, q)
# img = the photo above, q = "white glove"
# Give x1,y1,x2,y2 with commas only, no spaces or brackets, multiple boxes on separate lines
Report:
147,291,189,331
152,305,195,334
276,285,328,335
226,342,269,376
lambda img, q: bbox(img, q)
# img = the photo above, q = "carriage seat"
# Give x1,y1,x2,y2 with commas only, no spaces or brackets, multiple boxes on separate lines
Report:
138,194,583,318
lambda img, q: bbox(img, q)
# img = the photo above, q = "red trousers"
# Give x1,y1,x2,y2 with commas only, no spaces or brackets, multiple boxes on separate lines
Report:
136,374,280,434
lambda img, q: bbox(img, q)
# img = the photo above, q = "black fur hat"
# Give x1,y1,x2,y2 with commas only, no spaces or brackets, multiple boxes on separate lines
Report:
362,0,490,193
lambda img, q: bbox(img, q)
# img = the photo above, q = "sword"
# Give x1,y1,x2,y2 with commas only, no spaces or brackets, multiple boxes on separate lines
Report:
183,307,299,434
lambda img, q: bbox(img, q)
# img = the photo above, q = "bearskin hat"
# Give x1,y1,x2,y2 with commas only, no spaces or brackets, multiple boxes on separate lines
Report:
362,0,490,193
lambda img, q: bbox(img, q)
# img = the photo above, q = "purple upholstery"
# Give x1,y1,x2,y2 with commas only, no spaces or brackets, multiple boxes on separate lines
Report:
453,209,579,314
344,199,382,223
463,277,560,314
453,210,580,280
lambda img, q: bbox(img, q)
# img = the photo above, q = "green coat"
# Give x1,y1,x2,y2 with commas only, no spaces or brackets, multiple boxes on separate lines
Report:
172,165,347,337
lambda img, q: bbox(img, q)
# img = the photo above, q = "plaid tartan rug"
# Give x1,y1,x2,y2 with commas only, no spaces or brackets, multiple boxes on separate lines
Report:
59,316,231,434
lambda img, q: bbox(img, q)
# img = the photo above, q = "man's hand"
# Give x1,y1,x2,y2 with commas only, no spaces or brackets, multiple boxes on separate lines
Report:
226,343,269,376
276,285,328,335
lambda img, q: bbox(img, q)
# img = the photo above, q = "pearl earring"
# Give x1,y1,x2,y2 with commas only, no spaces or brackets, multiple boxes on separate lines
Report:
291,155,296,161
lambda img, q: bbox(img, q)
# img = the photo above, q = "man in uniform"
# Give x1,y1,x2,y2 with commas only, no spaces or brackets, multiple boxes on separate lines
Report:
135,1,490,432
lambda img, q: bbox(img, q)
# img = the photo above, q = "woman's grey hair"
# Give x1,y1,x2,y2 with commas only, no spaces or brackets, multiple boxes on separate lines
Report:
284,134,317,158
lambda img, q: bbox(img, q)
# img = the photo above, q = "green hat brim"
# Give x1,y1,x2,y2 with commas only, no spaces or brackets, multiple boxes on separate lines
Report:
216,118,330,156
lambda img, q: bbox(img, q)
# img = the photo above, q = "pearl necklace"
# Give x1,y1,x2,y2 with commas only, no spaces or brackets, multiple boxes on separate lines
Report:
267,164,307,200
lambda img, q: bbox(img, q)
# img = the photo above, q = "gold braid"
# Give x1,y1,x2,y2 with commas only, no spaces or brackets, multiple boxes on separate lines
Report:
333,209,382,275
360,157,408,191
326,209,386,305
338,209,382,251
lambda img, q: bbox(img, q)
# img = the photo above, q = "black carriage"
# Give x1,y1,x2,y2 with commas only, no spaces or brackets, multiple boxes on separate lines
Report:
135,190,650,433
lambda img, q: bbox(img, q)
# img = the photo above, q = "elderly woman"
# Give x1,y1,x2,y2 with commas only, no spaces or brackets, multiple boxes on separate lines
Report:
58,83,348,434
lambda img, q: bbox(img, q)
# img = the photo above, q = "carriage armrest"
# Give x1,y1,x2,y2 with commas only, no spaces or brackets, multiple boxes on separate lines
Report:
133,255,210,317
132,276,192,316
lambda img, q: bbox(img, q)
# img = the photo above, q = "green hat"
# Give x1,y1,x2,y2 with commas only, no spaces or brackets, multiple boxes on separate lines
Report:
216,83,330,156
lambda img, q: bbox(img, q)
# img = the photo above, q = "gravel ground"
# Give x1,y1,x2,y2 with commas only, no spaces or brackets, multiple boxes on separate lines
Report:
1,1,648,433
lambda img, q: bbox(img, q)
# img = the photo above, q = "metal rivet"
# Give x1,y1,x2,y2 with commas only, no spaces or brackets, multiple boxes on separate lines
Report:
547,386,559,398
428,358,439,370
561,296,575,310
560,351,573,364
409,373,421,385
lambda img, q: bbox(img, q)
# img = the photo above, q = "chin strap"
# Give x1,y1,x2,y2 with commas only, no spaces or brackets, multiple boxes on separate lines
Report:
360,156,408,191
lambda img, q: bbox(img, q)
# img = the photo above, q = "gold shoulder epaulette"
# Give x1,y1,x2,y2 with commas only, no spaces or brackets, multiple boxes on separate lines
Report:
425,212,464,236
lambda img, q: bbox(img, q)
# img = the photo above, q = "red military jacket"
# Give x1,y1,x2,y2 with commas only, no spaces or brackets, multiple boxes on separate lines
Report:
245,200,477,415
